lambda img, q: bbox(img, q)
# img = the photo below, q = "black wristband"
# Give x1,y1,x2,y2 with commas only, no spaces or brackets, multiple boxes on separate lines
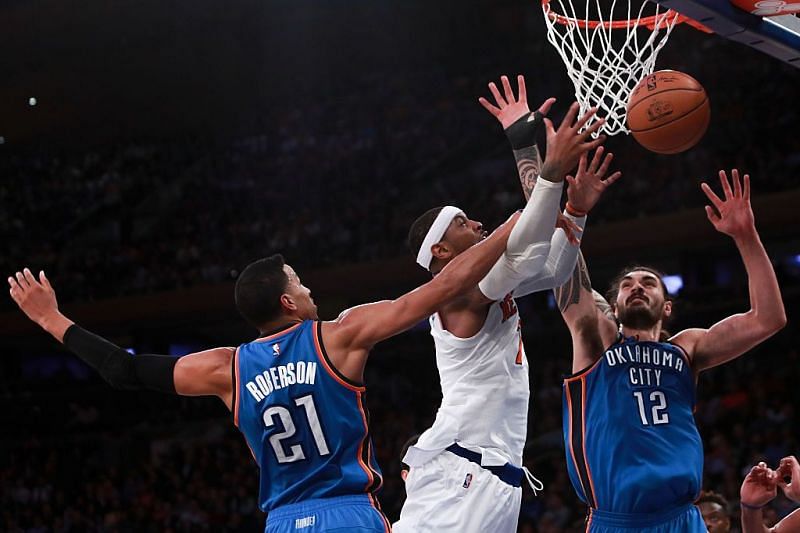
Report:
504,111,543,150
63,324,177,393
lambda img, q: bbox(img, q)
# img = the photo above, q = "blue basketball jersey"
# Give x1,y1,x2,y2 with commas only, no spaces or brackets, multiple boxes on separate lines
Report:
562,336,703,515
233,321,384,514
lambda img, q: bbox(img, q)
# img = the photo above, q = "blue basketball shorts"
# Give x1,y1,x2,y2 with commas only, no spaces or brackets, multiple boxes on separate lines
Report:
587,503,706,533
265,494,390,533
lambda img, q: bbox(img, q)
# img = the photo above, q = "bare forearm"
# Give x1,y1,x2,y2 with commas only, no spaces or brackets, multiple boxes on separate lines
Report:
735,229,787,330
438,219,514,298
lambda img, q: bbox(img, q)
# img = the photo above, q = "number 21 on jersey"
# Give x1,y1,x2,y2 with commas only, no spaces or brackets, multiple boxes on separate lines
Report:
263,394,331,463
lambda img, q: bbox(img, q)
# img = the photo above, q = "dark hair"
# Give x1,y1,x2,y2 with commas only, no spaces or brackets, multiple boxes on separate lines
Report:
235,254,289,329
696,490,729,509
399,433,420,473
605,265,671,306
407,206,445,257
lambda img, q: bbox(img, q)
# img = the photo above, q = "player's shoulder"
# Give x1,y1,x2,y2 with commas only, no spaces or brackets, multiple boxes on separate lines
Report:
667,328,706,357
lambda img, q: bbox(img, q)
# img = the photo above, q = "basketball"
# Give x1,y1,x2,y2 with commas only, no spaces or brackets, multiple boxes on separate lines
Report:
626,70,710,154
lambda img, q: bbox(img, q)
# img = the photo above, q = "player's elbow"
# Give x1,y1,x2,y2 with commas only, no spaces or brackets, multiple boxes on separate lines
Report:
753,309,787,338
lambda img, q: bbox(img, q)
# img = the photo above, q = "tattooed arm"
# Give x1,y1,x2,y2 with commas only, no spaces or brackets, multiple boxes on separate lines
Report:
514,145,542,201
554,252,619,372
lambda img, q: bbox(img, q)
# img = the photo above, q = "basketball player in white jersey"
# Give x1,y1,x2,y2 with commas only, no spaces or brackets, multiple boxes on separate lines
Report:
394,76,621,532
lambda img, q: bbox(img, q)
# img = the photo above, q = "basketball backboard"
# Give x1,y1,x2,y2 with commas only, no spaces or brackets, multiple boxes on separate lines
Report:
650,0,800,67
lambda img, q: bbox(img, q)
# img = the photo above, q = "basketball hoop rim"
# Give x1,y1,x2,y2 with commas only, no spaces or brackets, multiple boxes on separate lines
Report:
541,0,709,31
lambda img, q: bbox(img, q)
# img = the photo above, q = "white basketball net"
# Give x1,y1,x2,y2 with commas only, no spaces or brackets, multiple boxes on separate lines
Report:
542,0,682,136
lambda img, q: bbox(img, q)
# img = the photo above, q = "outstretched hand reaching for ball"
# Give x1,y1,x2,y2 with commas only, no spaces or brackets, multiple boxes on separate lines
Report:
701,169,756,239
479,75,556,130
565,146,622,215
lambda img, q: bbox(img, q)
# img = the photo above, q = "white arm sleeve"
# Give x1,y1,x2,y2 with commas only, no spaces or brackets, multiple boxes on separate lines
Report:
513,212,586,297
478,179,563,301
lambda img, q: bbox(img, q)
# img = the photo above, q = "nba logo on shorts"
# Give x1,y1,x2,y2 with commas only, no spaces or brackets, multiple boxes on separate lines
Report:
463,473,473,489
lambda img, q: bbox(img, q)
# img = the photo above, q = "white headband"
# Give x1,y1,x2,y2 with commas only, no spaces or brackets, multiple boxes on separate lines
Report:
415,205,465,270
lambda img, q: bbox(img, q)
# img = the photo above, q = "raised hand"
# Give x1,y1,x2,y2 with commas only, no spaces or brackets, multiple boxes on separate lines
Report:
701,169,756,239
778,456,800,503
8,268,60,327
479,75,556,130
565,146,622,215
540,102,606,183
740,462,778,508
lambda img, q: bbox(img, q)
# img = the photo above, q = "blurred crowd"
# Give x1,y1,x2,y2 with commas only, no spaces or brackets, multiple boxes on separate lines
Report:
2,309,798,532
2,28,799,307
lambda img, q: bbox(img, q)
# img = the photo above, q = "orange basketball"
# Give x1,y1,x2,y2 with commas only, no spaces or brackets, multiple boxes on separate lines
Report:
626,70,710,155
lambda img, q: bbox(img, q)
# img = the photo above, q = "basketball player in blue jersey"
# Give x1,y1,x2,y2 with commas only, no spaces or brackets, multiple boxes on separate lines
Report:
395,77,620,532
552,168,786,532
8,213,522,533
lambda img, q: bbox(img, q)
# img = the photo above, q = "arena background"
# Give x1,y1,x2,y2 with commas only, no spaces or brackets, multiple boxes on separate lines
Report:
2,0,799,531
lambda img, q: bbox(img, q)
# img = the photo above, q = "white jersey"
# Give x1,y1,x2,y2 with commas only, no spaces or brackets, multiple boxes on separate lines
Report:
405,294,530,468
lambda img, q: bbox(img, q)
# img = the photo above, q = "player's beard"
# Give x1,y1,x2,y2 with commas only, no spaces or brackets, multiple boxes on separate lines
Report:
617,302,661,330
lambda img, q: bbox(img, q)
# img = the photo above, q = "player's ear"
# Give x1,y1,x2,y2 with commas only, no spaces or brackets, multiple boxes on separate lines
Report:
663,300,673,318
431,242,453,261
280,293,297,312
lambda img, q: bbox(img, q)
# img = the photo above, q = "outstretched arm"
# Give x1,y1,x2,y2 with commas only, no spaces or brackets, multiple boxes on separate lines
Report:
8,269,234,408
327,212,518,355
513,147,621,296
672,170,786,372
477,74,608,301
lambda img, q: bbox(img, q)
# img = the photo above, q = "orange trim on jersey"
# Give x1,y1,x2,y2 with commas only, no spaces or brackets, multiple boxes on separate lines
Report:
585,508,593,532
580,376,599,509
312,323,365,392
367,493,392,533
564,354,604,383
354,392,377,491
253,322,303,343
515,336,524,365
233,347,241,428
565,382,589,504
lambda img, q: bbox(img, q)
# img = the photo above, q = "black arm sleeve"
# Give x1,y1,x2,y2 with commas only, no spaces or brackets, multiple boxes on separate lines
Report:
62,325,177,394
505,111,543,150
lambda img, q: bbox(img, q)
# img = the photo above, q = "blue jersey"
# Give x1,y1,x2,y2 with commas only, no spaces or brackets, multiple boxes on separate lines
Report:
233,321,384,513
562,336,703,514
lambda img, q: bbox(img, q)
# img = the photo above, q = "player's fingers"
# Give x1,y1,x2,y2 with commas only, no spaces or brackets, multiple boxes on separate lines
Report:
16,271,30,289
8,276,20,291
501,75,515,103
543,117,555,137
700,182,724,208
603,171,623,187
744,174,751,201
517,75,527,103
577,153,588,175
538,97,556,116
581,117,605,139
39,271,52,291
718,169,734,200
583,135,606,152
597,152,614,178
731,168,742,198
560,102,581,131
488,82,505,107
704,205,720,224
574,107,599,132
23,268,37,287
478,97,501,116
588,146,605,174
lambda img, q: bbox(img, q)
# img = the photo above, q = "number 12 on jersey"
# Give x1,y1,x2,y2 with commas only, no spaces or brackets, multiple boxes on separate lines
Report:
633,390,670,426
263,394,331,463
